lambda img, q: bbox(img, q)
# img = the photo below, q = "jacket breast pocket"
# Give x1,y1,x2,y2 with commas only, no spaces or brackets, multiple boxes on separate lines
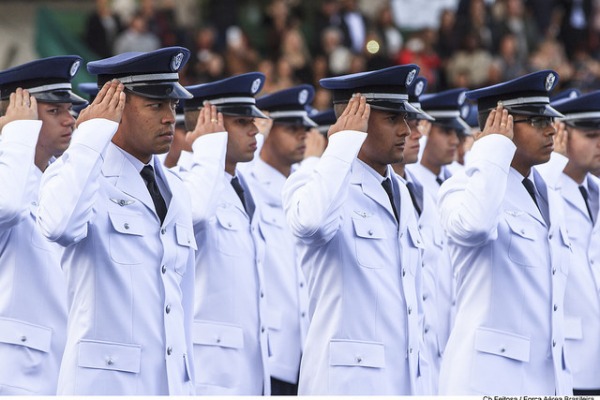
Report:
0,318,53,393
505,215,539,268
174,223,197,276
260,205,285,229
192,321,244,389
108,212,146,265
470,327,530,394
328,339,385,394
215,208,245,257
352,217,389,269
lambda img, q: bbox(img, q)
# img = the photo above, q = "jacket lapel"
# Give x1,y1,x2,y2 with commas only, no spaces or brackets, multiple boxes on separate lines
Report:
351,161,397,223
507,169,546,226
561,175,591,222
532,170,551,227
102,144,159,218
154,159,179,227
237,172,256,220
589,177,600,225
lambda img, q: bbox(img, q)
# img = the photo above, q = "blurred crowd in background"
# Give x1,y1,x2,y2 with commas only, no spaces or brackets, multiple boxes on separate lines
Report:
82,0,600,111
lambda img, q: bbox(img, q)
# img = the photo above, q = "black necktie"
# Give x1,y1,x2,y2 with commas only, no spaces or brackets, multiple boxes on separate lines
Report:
382,178,399,222
522,178,540,212
579,185,594,223
231,176,247,213
140,165,167,224
406,181,422,216
436,176,444,186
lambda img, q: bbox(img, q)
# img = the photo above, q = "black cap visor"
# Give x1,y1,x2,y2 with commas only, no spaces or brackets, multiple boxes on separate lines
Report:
216,104,268,119
272,115,317,129
503,103,563,118
433,117,471,135
33,89,88,106
124,82,193,100
359,99,429,120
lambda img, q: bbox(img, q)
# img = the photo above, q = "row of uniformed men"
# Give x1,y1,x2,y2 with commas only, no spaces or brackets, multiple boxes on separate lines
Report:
0,45,599,396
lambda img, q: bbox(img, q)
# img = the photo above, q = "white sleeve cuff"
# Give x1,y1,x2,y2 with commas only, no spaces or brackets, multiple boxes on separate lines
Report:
191,131,228,160
321,130,367,164
469,134,516,173
71,118,119,153
1,120,42,146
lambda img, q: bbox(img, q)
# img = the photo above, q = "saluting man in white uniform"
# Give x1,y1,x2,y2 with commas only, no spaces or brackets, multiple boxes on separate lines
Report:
0,56,86,394
438,70,573,395
538,91,600,396
37,47,198,395
181,73,271,395
283,65,431,395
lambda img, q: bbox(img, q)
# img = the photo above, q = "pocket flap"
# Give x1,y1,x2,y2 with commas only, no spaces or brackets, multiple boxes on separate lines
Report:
193,321,244,349
78,339,142,373
215,209,242,231
260,205,284,228
564,316,583,340
432,228,445,247
0,317,52,353
352,217,386,239
176,223,197,250
505,215,535,240
408,225,425,249
108,212,145,236
329,339,385,368
474,327,530,362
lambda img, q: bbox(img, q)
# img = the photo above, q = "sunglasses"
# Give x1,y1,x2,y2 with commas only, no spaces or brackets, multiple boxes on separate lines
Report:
513,116,555,129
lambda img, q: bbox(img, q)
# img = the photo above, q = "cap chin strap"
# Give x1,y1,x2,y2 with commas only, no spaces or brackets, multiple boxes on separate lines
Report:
501,96,549,106
27,82,72,94
362,93,409,101
205,96,256,105
268,110,309,119
118,72,179,84
426,110,461,118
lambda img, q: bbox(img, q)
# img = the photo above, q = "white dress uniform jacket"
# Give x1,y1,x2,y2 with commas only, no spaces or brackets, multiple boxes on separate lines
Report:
37,118,197,395
283,130,428,395
245,157,309,384
0,120,67,395
188,136,270,395
537,153,600,390
438,134,573,395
